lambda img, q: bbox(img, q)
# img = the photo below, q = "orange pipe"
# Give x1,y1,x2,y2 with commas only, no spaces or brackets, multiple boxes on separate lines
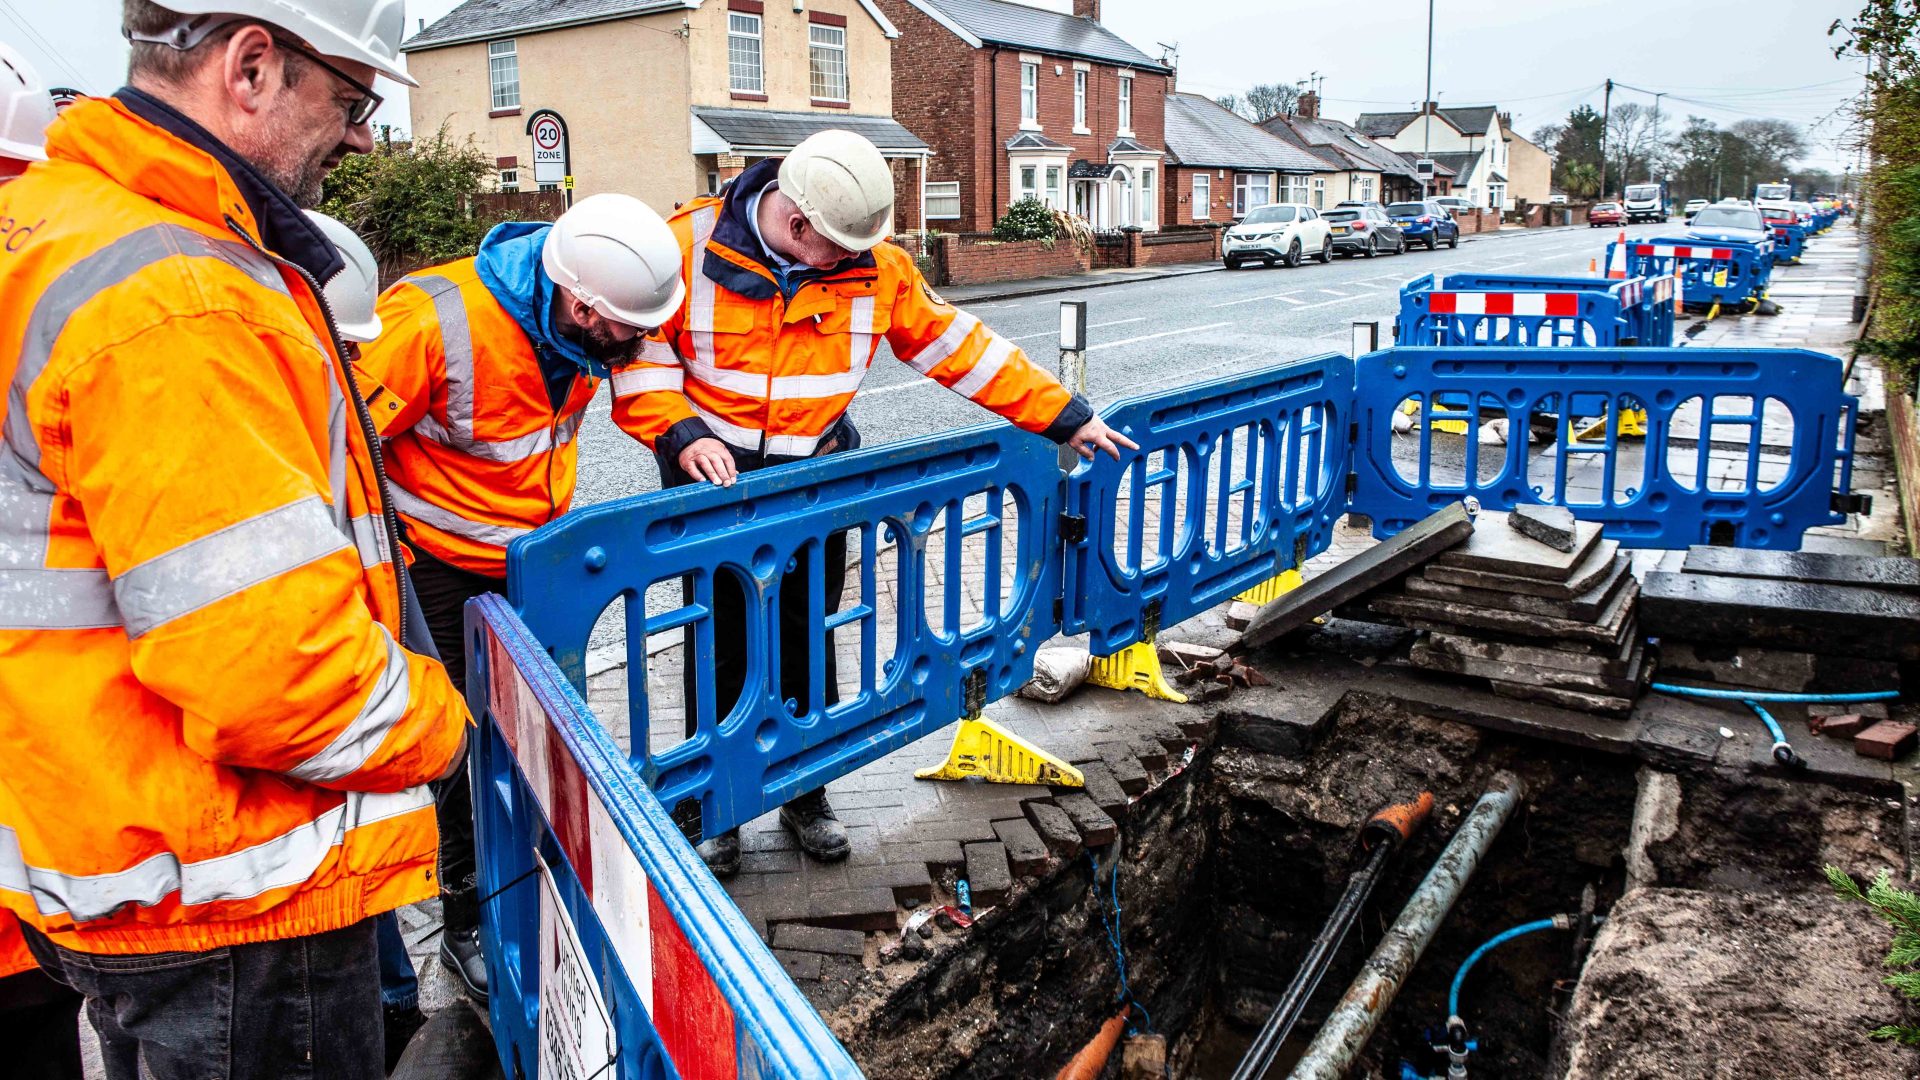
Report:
1056,1012,1129,1080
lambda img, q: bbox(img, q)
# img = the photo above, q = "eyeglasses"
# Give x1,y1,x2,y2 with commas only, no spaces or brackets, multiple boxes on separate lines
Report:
274,36,383,126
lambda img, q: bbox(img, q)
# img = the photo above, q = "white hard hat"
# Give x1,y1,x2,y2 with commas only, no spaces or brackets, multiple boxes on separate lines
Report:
128,0,417,87
541,194,685,330
0,41,55,163
777,130,894,253
305,210,382,342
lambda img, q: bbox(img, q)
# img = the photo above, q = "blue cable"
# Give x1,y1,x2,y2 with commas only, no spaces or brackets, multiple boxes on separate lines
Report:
1088,850,1156,1037
1448,919,1563,1020
1651,682,1899,704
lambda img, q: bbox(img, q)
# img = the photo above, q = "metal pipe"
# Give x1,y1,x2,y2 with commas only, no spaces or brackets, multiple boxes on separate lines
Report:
1288,773,1525,1080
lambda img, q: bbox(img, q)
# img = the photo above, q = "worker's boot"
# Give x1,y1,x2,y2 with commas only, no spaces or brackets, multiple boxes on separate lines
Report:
698,829,741,878
438,887,489,1004
779,788,849,862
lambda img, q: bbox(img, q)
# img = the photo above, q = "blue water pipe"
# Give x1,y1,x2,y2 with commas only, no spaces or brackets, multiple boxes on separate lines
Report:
1650,683,1900,704
1743,700,1804,768
1402,916,1580,1080
1448,918,1567,1021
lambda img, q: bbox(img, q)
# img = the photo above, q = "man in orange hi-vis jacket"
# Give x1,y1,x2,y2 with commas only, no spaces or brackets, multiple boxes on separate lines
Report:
0,2,468,1076
609,129,1135,876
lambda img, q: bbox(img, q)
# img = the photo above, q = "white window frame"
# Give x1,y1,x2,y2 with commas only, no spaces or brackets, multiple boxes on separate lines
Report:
487,39,519,110
1020,62,1039,128
1234,172,1271,217
1138,166,1154,228
1018,164,1039,202
926,181,961,220
1312,177,1326,208
499,167,519,193
728,12,763,94
1073,68,1088,132
1192,173,1210,220
1044,165,1064,209
1358,176,1375,202
808,23,848,102
1117,73,1133,136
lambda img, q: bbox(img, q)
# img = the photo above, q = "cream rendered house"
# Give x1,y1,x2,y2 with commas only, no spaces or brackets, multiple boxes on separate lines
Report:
403,0,929,216
1356,103,1511,211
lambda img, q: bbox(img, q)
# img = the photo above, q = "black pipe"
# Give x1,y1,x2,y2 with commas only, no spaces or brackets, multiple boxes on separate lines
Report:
1229,793,1434,1080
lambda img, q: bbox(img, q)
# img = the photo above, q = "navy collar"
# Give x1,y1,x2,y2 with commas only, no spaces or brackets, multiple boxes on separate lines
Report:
706,159,875,302
115,86,344,287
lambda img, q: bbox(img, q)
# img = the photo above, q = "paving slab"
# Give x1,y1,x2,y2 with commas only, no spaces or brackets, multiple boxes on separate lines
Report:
1487,677,1636,716
1509,503,1578,552
1422,537,1621,598
1654,640,1901,695
1423,629,1641,678
1641,571,1920,661
1411,637,1647,697
1405,553,1630,620
1053,792,1118,846
962,841,1013,906
1372,576,1639,646
1681,545,1920,593
1429,510,1603,580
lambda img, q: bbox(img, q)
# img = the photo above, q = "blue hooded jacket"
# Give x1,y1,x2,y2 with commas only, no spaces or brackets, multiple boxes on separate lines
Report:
473,221,607,393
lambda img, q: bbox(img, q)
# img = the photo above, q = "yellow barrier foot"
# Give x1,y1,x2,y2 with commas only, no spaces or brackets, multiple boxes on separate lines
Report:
915,716,1085,786
1430,418,1469,436
1617,407,1648,438
1234,568,1305,605
1706,302,1721,321
1087,639,1189,703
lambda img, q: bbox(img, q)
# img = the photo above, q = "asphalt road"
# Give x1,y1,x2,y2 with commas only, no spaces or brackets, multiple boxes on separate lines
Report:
571,221,1679,508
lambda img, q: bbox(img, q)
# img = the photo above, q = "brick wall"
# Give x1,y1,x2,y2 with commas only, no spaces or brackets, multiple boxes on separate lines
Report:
936,234,1090,285
1133,228,1219,266
879,0,984,230
1165,165,1239,225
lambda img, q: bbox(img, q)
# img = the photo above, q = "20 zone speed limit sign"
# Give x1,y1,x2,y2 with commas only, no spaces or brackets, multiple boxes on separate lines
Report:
532,114,565,185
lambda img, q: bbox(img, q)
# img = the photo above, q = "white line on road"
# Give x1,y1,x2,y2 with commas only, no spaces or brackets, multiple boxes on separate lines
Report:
1088,322,1233,352
1209,291,1302,309
1006,316,1146,342
1316,288,1352,298
1090,317,1149,328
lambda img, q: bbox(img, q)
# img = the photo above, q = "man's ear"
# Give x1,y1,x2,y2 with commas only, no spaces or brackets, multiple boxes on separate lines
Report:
222,24,278,115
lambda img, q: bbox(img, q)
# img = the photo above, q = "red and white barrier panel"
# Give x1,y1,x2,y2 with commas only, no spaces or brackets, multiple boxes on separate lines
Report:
1428,292,1581,317
1647,276,1676,304
1617,280,1644,307
1631,244,1732,260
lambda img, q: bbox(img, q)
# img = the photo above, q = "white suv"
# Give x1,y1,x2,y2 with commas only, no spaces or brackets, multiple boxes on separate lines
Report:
1223,203,1334,269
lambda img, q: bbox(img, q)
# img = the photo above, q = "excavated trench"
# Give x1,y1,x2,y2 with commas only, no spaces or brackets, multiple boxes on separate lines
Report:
830,686,1911,1080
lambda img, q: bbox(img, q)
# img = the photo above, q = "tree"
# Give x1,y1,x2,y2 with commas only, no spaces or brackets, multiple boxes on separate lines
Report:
1832,0,1920,381
1533,122,1568,168
1549,105,1607,193
1246,83,1301,121
1669,116,1725,201
320,125,498,277
1561,161,1601,198
1606,103,1665,190
1826,867,1920,1045
1216,93,1249,120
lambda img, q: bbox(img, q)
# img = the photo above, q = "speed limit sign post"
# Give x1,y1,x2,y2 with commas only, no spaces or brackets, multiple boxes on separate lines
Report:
525,108,572,207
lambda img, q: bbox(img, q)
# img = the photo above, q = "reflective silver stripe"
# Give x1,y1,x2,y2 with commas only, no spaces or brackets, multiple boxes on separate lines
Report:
611,367,684,397
951,333,1017,400
770,294,875,400
386,484,530,548
0,787,434,923
287,629,409,783
690,402,770,453
349,514,391,570
411,415,554,463
687,207,721,386
636,338,678,363
113,496,350,640
684,354,770,396
0,567,118,630
765,433,826,456
556,410,584,448
327,374,349,534
9,224,286,476
398,275,474,444
902,310,980,374
0,449,56,568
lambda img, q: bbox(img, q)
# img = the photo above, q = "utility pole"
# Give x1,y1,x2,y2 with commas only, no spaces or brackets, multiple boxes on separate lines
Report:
1648,92,1665,183
1421,0,1435,200
1598,78,1613,200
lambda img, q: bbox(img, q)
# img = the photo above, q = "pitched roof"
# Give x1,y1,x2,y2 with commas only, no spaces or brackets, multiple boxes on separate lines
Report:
1392,150,1455,178
1006,131,1072,151
1162,93,1332,173
908,0,1169,70
1428,151,1481,179
690,107,928,154
1354,106,1501,139
1261,114,1415,178
403,0,693,50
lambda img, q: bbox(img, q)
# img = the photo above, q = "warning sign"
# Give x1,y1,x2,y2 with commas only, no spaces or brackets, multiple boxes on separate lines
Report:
537,853,615,1080
531,114,567,186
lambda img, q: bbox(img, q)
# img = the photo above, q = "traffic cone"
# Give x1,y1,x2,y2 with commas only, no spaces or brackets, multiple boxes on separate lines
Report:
1588,257,1598,274
1606,235,1628,280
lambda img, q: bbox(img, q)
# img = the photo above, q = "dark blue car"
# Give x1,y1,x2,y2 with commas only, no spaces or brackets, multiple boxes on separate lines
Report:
1387,200,1461,250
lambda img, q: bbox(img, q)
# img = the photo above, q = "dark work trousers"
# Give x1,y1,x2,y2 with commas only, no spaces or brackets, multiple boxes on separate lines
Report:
654,430,852,778
0,966,83,1080
23,919,383,1080
407,545,502,936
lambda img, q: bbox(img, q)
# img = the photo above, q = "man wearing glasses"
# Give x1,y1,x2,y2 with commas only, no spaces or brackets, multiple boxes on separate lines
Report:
0,2,468,1077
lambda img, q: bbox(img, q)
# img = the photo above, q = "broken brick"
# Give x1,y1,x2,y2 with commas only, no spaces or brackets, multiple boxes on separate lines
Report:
992,817,1051,878
1855,721,1917,760
1813,713,1866,738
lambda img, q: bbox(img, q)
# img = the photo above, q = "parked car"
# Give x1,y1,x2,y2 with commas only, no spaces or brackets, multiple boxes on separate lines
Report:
1222,203,1334,269
1588,202,1626,227
1386,200,1460,250
1683,198,1709,221
1432,195,1477,217
1325,206,1405,257
1687,203,1770,246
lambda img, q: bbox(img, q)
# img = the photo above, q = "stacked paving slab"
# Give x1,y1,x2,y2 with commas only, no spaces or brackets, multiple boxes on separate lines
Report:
1366,506,1649,715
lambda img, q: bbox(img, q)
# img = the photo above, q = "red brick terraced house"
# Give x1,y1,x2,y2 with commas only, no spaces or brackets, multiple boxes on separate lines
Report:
874,0,1173,234
1161,91,1334,225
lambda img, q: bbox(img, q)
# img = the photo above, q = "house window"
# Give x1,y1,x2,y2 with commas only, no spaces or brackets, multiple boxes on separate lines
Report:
1019,164,1039,202
487,39,519,110
1021,63,1038,126
1139,167,1154,227
1487,183,1506,210
1312,177,1326,208
809,24,848,102
1357,176,1375,202
1280,175,1308,204
499,168,519,193
1233,173,1271,216
1117,75,1133,135
728,12,763,93
1074,70,1087,131
926,181,961,220
1044,165,1064,209
1192,173,1210,220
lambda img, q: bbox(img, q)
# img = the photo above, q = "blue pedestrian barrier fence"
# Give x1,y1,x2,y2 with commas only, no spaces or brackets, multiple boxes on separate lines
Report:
1608,238,1773,308
1767,221,1807,264
1396,273,1676,348
477,341,1866,1078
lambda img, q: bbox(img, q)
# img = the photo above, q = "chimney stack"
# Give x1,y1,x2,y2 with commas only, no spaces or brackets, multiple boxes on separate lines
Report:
1073,0,1099,21
1297,90,1319,120
1424,100,1439,116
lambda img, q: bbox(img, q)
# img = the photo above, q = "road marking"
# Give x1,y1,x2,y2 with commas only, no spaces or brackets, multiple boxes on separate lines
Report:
857,378,933,399
1288,293,1377,312
1210,291,1303,309
1316,288,1352,298
1090,317,1148,328
1007,316,1145,342
1089,322,1233,352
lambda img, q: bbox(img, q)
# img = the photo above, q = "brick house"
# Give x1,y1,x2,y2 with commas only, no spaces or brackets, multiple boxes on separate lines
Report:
1161,92,1331,225
401,0,929,217
1356,103,1512,210
1260,92,1427,207
875,0,1173,233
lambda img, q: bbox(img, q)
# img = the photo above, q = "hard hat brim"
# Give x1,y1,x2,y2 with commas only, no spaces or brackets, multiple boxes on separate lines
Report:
336,312,383,343
591,276,687,332
810,206,892,254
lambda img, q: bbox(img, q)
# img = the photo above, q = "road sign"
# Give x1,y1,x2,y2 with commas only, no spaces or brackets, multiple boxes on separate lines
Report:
536,852,614,1080
1415,159,1436,178
531,113,567,186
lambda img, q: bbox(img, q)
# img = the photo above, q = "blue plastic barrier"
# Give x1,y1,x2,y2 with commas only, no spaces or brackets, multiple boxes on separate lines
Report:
1061,355,1353,654
467,593,862,1080
1396,273,1676,348
1609,238,1773,308
1767,221,1807,264
1347,346,1860,549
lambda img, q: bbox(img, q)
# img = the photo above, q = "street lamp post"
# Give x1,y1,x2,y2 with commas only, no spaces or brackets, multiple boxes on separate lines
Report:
1648,92,1665,183
1422,0,1435,200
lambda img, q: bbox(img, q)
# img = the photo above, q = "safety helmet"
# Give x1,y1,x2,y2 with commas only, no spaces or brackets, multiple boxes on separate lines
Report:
777,129,894,253
304,210,382,342
125,0,417,87
541,193,685,330
0,41,55,163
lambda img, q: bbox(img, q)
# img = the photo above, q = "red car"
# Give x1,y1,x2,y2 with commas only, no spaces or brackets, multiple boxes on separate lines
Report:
1588,202,1626,227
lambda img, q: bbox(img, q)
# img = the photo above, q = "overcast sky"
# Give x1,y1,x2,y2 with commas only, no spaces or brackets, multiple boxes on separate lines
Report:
12,0,1868,171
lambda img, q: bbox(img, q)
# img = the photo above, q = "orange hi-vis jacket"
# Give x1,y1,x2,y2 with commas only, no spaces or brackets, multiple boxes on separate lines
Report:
0,96,467,955
609,161,1092,462
1,911,32,978
355,256,597,577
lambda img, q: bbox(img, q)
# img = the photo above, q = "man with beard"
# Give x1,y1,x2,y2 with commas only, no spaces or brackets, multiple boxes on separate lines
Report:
350,192,684,1002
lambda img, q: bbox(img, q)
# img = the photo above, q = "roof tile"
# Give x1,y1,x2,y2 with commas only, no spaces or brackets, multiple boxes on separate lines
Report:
1163,93,1332,173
